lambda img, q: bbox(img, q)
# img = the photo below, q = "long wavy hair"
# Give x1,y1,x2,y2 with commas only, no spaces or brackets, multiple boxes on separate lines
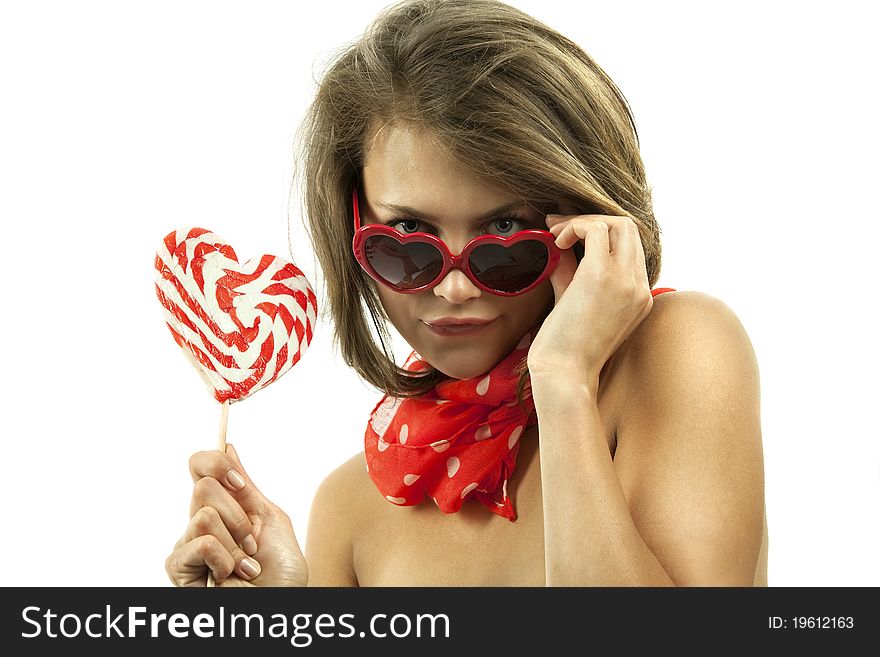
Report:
292,0,661,404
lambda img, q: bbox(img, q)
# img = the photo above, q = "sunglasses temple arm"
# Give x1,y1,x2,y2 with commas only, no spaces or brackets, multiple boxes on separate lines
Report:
352,188,361,231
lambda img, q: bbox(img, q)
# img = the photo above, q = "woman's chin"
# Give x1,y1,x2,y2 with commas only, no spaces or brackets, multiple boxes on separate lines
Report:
436,367,481,380
428,357,496,381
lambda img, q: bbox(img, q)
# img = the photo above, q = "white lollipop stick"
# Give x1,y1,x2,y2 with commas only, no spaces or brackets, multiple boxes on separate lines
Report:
206,400,230,588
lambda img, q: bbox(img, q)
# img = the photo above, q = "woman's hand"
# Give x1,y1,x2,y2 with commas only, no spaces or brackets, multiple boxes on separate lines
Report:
528,209,653,392
165,444,308,587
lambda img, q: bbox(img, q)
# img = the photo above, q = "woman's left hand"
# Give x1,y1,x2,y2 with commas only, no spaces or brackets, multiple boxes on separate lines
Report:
527,209,654,391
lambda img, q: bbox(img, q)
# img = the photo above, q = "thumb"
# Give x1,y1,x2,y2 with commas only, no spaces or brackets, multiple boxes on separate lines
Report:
549,245,577,307
224,443,271,514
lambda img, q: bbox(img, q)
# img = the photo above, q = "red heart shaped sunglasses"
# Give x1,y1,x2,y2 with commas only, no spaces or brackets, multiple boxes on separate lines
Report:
351,189,562,296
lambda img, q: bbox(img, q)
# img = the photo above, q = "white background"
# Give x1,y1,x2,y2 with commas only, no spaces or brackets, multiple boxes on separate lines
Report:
1,0,877,587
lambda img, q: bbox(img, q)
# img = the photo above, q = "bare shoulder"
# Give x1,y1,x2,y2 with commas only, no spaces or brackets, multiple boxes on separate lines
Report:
620,290,759,398
309,450,377,528
637,289,754,348
304,450,374,586
316,450,373,502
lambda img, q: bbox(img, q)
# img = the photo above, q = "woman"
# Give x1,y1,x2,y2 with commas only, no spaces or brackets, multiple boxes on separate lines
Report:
166,0,767,586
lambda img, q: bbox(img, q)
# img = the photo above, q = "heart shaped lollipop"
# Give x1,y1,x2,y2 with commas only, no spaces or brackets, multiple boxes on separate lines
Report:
154,227,318,404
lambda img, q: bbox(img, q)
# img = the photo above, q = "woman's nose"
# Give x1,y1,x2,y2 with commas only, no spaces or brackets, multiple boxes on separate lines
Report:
432,266,482,303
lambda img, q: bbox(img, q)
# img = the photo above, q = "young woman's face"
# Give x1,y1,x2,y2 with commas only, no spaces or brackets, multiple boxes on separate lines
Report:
360,123,555,380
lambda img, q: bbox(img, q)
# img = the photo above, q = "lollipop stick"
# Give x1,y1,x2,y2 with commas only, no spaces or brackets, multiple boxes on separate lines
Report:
207,399,230,588
218,399,229,451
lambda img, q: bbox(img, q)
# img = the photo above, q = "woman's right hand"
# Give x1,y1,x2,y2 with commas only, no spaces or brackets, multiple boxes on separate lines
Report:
165,443,308,587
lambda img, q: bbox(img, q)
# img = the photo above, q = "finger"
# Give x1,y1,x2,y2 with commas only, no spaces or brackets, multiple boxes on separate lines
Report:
189,443,270,517
184,508,240,583
554,218,614,253
180,506,262,583
607,216,640,262
189,476,259,555
167,533,261,586
606,218,650,292
166,534,231,587
544,213,567,229
225,444,252,484
581,220,612,262
189,448,247,491
548,244,577,305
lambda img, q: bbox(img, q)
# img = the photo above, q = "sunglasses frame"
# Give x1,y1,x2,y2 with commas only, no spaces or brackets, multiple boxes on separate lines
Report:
351,188,561,296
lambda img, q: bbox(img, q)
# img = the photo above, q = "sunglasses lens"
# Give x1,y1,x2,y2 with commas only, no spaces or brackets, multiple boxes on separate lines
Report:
364,235,443,290
469,240,549,293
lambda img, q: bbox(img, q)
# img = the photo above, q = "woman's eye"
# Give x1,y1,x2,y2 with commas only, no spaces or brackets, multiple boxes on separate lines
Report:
488,217,525,235
387,219,425,234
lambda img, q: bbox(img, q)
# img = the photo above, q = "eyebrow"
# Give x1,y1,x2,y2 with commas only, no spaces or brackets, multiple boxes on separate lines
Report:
375,200,530,223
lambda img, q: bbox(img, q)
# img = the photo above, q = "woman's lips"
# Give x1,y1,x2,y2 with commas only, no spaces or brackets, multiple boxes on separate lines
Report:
422,318,496,336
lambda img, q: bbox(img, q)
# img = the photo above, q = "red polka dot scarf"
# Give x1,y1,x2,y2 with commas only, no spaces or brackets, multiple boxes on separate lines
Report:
364,328,538,521
364,288,676,521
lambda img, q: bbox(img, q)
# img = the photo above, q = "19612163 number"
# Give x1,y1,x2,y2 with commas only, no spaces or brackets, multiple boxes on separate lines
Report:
769,616,854,629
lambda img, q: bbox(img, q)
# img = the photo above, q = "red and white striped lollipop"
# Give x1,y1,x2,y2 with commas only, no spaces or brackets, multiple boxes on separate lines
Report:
154,227,317,404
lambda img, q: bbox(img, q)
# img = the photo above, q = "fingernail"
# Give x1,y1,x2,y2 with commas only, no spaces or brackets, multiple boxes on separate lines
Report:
226,469,246,490
240,557,261,579
242,534,258,556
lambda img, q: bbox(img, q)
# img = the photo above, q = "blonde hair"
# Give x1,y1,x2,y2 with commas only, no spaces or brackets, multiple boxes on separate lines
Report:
293,0,661,401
